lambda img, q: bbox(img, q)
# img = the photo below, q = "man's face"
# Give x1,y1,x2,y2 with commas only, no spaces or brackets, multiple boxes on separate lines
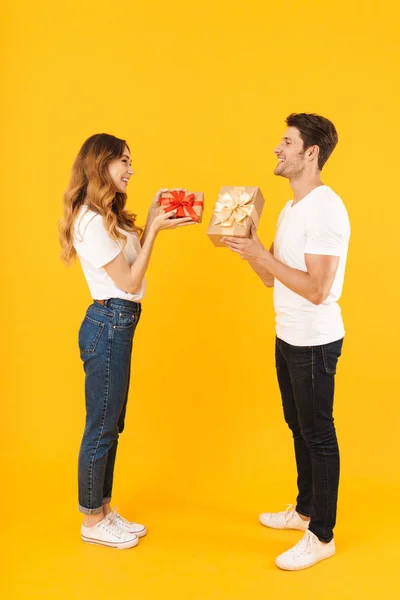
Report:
273,127,306,180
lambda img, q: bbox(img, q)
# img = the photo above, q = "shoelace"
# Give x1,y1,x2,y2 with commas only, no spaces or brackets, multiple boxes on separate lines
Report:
99,514,124,539
283,504,296,524
108,508,137,528
292,531,317,557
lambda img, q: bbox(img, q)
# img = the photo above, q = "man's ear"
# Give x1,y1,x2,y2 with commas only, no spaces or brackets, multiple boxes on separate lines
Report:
307,145,320,161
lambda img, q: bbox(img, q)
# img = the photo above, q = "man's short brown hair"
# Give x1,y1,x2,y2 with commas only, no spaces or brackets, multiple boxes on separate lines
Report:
286,113,338,170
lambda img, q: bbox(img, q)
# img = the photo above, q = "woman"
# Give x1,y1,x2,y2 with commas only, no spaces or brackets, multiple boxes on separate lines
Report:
59,133,193,549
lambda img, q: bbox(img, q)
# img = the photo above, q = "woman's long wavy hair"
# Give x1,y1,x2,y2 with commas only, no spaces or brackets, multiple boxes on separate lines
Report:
59,133,142,265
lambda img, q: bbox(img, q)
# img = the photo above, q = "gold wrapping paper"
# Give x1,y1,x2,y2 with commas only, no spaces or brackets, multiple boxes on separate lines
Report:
207,186,265,247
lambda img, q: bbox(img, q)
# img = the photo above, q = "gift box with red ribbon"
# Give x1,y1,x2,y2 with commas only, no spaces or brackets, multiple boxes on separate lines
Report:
158,190,204,223
207,186,265,247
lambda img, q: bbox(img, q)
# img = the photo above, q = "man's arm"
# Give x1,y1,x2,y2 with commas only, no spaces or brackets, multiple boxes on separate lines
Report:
222,226,339,305
248,243,275,287
254,251,339,305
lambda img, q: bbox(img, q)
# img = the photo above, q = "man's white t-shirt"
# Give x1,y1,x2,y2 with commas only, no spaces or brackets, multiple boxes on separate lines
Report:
273,185,350,347
73,206,146,302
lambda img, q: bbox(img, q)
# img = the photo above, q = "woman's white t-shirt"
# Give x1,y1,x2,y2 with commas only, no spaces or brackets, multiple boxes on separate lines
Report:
73,206,146,302
273,185,350,347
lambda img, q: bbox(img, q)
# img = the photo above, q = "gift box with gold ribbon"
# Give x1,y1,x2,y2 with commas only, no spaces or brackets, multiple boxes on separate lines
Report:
158,190,204,223
207,186,265,246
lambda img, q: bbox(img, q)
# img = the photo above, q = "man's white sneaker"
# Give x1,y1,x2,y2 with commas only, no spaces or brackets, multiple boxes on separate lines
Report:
276,530,335,571
259,504,309,531
107,509,147,538
81,514,139,549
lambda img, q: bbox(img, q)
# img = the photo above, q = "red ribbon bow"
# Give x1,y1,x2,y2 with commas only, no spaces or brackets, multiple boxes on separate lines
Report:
159,191,203,223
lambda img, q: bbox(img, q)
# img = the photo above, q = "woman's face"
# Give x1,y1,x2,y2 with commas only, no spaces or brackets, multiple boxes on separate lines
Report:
108,146,134,193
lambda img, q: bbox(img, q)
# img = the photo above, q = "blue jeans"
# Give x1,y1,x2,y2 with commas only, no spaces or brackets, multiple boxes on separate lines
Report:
78,299,141,515
275,337,343,543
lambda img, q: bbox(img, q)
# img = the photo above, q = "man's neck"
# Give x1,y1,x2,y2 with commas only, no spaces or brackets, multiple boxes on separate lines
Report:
290,174,324,205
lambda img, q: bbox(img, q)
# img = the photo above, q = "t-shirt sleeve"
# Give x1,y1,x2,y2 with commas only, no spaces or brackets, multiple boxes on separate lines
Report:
304,202,350,257
75,214,121,268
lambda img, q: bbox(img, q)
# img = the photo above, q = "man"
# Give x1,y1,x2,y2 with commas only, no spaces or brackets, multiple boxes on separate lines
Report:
223,113,350,571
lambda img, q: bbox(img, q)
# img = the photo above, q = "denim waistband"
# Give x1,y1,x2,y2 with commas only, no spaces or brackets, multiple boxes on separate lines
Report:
93,298,141,313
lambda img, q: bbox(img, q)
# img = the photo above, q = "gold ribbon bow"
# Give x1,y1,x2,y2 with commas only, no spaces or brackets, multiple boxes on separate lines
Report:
213,187,255,228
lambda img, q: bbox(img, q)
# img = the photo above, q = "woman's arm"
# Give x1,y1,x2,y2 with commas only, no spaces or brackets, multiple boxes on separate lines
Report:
140,189,166,246
104,210,194,294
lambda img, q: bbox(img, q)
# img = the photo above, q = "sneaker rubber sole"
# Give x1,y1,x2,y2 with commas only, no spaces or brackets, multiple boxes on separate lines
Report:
276,548,335,570
125,526,147,538
81,535,139,549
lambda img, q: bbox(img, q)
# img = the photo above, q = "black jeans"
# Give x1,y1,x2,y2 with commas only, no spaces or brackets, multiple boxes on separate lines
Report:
275,336,343,543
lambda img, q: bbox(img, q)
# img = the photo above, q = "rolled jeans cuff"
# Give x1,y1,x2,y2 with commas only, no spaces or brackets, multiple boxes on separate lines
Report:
79,503,104,515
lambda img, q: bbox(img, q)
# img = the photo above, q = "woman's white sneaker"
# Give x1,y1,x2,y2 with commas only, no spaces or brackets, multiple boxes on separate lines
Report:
107,509,147,537
276,530,335,571
259,504,309,531
81,514,139,549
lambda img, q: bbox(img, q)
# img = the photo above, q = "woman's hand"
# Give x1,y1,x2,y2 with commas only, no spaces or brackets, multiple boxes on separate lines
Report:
144,188,167,229
150,209,195,234
144,188,188,229
149,188,168,211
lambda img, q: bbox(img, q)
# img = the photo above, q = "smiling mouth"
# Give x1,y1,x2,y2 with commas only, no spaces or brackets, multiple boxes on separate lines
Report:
121,178,129,184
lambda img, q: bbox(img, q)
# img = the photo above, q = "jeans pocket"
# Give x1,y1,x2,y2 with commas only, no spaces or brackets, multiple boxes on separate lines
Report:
115,310,138,329
321,344,340,374
79,316,105,355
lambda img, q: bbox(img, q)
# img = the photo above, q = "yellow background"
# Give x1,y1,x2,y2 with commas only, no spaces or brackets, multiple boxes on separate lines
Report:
2,0,399,598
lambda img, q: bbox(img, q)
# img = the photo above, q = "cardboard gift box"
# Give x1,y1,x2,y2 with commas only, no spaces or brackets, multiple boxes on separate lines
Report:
158,190,204,223
207,186,265,247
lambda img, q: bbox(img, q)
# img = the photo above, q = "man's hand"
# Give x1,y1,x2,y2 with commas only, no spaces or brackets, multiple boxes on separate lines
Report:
222,223,267,260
